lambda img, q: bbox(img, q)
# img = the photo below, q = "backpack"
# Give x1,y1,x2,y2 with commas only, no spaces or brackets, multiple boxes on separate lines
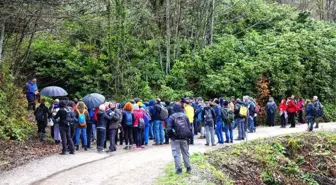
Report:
239,105,248,117
317,103,324,117
313,102,323,117
173,115,192,139
204,108,214,125
158,105,168,120
124,111,133,126
35,107,45,122
65,108,73,127
221,108,228,122
133,110,144,127
226,108,234,122
77,110,86,127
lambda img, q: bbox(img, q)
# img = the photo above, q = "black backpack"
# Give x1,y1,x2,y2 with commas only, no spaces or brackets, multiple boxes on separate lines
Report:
35,107,45,122
204,108,214,125
173,115,192,139
65,107,75,127
221,108,228,122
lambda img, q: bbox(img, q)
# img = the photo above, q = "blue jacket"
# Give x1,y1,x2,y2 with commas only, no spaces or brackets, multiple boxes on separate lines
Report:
195,104,203,121
249,102,256,116
149,100,162,121
213,105,222,122
26,82,35,98
305,103,313,117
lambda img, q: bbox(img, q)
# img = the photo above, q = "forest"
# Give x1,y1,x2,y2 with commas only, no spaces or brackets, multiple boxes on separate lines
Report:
0,0,336,139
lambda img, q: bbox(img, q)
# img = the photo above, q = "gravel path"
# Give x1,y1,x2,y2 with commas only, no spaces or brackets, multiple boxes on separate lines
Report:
1,123,335,185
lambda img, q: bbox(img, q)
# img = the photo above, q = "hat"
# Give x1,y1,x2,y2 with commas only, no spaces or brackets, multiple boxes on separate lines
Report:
137,102,143,107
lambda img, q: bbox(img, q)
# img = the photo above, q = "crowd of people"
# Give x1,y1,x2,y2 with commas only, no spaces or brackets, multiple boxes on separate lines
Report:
29,78,324,174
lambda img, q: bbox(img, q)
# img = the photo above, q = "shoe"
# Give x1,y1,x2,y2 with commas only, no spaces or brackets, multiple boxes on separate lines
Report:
176,169,183,175
159,143,163,145
230,140,233,143
70,151,75,155
59,152,66,155
84,146,87,151
124,146,129,150
106,150,113,153
225,141,230,143
164,142,169,145
314,126,319,129
235,138,242,141
187,167,192,174
76,145,79,151
242,138,245,140
205,143,209,146
141,146,145,148
152,143,160,146
212,144,217,146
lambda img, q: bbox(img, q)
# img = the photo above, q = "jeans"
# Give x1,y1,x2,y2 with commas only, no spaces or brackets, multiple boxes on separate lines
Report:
133,127,142,147
237,118,246,139
223,121,233,142
92,122,97,140
60,126,74,153
171,140,191,171
124,126,133,145
97,128,106,151
307,116,314,131
248,116,255,132
149,121,154,139
153,120,164,144
215,120,224,144
86,120,93,148
144,124,150,145
75,127,87,146
108,129,117,151
205,125,215,145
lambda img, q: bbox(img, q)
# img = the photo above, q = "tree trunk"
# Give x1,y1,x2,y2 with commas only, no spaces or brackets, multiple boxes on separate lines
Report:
202,0,210,48
0,23,4,64
166,0,171,74
210,0,215,46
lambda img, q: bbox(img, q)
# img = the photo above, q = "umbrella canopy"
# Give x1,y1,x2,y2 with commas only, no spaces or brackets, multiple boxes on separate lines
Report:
40,86,68,97
82,93,105,109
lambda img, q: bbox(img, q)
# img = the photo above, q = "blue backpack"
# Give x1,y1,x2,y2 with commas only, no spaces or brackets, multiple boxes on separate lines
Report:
77,110,86,126
125,111,133,126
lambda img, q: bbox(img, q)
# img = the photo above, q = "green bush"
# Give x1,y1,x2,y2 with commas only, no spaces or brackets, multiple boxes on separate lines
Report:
322,103,336,122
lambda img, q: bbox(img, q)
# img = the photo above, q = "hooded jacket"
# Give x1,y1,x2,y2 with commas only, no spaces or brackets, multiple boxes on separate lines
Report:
202,106,216,126
287,99,298,113
266,100,277,114
106,108,122,129
150,100,162,121
97,110,114,129
166,104,191,141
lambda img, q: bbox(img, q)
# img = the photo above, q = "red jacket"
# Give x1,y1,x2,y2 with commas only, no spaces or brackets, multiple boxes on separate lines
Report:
287,100,298,113
279,103,287,112
297,100,304,111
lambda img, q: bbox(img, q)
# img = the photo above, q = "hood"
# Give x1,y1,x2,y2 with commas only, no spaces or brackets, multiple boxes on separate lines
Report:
149,100,155,106
173,104,183,113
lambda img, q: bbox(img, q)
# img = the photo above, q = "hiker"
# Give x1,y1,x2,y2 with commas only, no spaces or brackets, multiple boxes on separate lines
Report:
25,80,36,110
247,98,256,132
86,108,95,149
122,102,135,150
54,101,75,155
118,102,125,145
50,99,61,144
96,104,114,152
151,99,166,145
148,100,155,141
184,98,194,145
166,103,192,175
222,101,234,143
266,97,277,127
279,99,288,128
133,104,146,149
305,99,314,131
31,78,40,103
230,97,236,129
254,101,261,128
202,101,216,146
234,99,247,140
297,98,305,124
75,101,89,151
195,98,205,139
34,99,49,141
313,96,323,129
164,101,174,144
139,103,151,146
287,95,298,128
213,99,224,144
105,102,122,152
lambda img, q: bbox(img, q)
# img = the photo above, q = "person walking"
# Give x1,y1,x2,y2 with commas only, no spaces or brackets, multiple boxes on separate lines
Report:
297,98,305,124
75,101,89,151
34,99,49,141
266,97,277,127
212,100,224,144
122,102,135,150
313,96,323,129
139,103,151,146
305,99,314,131
166,103,192,175
287,95,298,128
54,101,75,155
279,99,287,128
105,101,122,152
202,101,216,146
222,101,234,143
50,99,61,144
234,99,247,140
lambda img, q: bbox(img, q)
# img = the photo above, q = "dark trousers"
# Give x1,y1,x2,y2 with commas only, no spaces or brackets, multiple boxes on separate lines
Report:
298,110,304,123
266,113,276,126
27,96,36,111
124,126,133,145
164,127,169,144
108,129,117,151
119,129,124,145
193,120,198,135
37,123,46,134
288,112,296,127
280,114,286,128
60,126,74,153
133,127,142,147
50,125,54,139
86,120,93,148
97,128,106,151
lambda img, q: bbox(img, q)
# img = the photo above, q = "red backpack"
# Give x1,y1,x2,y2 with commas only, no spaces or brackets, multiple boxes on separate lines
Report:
133,110,144,127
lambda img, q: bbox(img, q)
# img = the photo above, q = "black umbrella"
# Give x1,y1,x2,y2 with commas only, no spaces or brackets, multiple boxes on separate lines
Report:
40,86,68,97
82,93,105,109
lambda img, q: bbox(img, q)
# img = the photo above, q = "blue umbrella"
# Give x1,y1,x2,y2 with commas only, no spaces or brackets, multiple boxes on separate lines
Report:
82,93,105,109
40,86,68,97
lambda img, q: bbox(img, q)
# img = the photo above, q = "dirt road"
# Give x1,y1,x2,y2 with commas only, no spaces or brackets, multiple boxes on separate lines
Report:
1,123,335,185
